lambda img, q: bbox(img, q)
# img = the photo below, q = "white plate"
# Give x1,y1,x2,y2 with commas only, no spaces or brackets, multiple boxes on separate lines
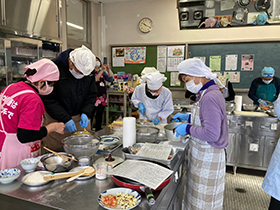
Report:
97,187,141,210
100,136,121,146
69,166,95,180
21,171,52,187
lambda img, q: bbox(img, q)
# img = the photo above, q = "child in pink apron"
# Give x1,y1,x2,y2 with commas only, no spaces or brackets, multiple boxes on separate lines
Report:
0,59,65,170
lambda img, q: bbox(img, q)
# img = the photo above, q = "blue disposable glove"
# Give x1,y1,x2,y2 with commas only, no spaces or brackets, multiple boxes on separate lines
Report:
138,103,146,116
65,119,77,132
174,124,188,137
172,113,190,122
80,113,89,128
153,117,160,125
258,99,267,106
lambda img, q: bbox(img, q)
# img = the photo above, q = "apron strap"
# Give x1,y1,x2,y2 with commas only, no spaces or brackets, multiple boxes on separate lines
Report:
0,84,35,134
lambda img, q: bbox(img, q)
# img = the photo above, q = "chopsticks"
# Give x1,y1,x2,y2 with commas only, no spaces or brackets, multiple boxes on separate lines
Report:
43,146,77,162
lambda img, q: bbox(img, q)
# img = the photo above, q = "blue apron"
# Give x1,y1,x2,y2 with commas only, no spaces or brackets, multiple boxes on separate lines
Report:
255,84,277,103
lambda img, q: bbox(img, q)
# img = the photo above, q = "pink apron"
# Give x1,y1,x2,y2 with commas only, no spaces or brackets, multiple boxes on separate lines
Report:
0,86,41,170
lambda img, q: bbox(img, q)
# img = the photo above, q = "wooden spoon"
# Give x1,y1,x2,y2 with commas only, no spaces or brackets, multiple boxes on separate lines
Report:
43,167,95,181
66,167,95,182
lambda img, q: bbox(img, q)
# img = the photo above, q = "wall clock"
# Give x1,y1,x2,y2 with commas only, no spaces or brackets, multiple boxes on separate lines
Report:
138,17,153,33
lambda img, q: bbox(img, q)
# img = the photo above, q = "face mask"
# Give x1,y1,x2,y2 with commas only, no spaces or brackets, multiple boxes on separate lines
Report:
38,82,53,95
95,61,101,68
262,79,273,84
185,79,203,94
69,68,84,79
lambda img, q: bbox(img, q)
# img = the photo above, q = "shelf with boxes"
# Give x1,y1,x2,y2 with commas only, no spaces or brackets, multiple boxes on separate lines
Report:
106,90,132,125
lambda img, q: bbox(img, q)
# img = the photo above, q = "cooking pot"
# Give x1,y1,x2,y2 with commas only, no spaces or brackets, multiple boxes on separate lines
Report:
164,122,190,142
111,162,172,193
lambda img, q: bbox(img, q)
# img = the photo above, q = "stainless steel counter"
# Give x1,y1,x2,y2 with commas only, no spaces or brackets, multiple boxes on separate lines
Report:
0,127,188,210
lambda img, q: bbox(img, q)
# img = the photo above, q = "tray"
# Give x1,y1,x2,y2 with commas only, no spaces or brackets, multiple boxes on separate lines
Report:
122,144,179,167
97,143,123,155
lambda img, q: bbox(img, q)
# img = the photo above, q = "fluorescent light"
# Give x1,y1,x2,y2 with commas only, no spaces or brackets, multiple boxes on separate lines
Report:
67,22,84,30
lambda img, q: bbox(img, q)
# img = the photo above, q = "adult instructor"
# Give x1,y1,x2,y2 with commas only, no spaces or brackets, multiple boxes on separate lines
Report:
41,45,98,151
248,67,280,106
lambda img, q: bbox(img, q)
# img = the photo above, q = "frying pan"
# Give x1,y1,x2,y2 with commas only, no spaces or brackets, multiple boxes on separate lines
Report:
111,161,172,193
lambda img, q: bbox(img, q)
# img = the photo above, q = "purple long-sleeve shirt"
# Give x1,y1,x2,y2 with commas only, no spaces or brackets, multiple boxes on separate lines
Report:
186,80,228,149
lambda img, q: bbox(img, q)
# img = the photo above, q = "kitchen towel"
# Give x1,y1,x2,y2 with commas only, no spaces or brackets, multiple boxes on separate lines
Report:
122,117,136,148
234,95,242,111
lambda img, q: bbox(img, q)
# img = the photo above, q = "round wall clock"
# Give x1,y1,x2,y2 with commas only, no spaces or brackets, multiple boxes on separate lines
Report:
138,17,153,33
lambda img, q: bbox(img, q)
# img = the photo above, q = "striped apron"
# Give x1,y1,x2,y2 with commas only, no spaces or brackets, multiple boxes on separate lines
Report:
183,90,226,210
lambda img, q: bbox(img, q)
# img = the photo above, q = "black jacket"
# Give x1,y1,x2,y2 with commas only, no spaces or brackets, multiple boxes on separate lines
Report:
41,49,97,123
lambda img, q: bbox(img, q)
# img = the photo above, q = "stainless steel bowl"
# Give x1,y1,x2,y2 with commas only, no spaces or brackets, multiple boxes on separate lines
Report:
40,152,74,172
242,103,258,111
226,102,236,114
164,122,183,142
136,126,160,143
62,135,100,160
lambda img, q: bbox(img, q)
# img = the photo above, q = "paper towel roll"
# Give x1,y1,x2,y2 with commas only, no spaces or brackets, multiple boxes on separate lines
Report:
122,117,136,148
234,95,242,111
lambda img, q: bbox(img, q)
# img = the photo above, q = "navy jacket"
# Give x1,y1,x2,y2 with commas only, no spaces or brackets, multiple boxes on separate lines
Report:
41,49,97,123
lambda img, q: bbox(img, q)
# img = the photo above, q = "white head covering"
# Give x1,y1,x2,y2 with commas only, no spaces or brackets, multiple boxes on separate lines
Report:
141,71,167,90
177,58,225,88
141,67,158,76
69,45,96,76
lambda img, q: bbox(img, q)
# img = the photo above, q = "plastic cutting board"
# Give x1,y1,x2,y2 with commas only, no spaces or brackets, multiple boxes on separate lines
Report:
234,111,269,117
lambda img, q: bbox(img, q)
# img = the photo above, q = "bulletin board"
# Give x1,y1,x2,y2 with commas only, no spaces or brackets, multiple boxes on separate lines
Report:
111,45,186,88
188,42,280,89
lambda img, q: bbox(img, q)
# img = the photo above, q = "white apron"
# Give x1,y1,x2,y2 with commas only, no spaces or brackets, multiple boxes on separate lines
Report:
183,90,226,210
262,138,280,201
0,86,41,170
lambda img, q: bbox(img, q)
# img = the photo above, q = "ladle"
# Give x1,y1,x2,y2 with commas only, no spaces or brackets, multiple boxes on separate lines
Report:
43,166,95,181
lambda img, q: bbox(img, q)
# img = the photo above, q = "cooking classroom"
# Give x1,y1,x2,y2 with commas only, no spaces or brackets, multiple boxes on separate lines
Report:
0,0,280,210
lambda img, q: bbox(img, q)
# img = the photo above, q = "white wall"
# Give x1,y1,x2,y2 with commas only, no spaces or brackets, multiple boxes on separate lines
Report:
95,0,280,103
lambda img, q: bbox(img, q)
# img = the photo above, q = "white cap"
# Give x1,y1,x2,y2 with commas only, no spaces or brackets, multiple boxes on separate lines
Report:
177,58,217,80
141,67,158,76
69,45,96,76
141,71,167,90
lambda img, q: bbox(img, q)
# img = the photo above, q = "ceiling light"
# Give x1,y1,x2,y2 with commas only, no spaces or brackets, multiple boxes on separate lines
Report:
67,22,84,30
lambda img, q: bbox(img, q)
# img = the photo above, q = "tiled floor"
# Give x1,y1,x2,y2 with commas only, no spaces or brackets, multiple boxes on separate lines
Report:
224,166,270,210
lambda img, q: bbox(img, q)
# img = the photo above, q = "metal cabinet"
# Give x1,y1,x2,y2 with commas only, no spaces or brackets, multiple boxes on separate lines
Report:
226,114,280,171
106,90,131,125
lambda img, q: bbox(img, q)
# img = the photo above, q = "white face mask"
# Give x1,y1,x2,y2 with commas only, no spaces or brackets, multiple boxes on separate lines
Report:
69,68,84,79
185,79,203,94
262,79,273,84
95,61,101,68
38,82,53,95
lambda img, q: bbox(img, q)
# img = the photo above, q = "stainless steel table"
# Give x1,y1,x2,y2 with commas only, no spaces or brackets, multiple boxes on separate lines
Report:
0,127,188,210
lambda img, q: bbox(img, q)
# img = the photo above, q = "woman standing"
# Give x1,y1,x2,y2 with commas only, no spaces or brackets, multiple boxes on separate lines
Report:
172,58,228,210
91,57,113,131
0,59,65,170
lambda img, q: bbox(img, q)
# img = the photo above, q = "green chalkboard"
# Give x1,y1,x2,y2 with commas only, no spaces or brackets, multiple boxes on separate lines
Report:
111,45,184,88
188,42,280,89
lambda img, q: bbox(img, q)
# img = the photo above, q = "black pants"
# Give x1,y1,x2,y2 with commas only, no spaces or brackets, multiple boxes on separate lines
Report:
91,104,105,131
269,196,280,210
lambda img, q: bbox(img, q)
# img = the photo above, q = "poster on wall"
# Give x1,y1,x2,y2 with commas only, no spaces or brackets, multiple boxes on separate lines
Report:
170,72,181,86
124,47,146,64
241,54,254,71
112,47,125,67
224,71,240,83
167,45,185,72
157,46,167,72
209,55,221,71
225,54,238,70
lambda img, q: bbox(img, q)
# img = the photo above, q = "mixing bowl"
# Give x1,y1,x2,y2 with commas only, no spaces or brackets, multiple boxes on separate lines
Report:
225,102,236,114
242,103,258,111
136,126,159,143
40,152,74,172
62,135,100,162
